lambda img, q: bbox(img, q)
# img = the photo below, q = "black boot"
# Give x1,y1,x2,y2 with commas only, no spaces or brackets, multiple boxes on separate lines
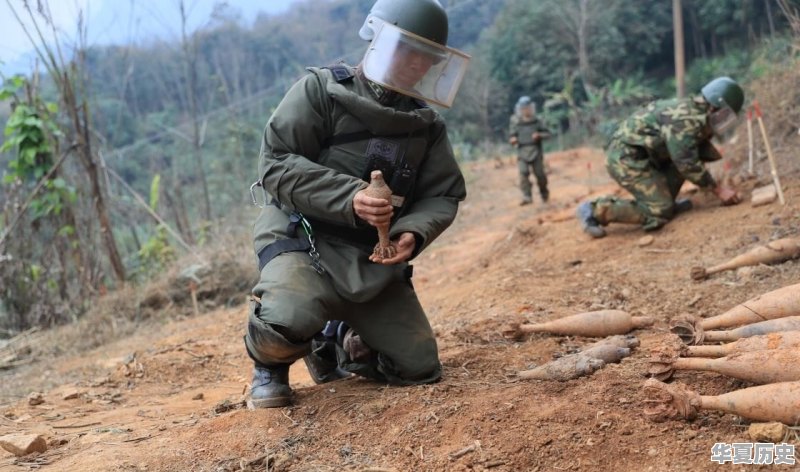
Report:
303,321,350,384
576,201,606,238
674,198,693,214
303,338,351,384
248,363,292,409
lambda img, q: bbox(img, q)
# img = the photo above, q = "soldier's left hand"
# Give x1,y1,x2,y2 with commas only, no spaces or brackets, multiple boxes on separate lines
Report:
531,132,541,142
369,232,416,265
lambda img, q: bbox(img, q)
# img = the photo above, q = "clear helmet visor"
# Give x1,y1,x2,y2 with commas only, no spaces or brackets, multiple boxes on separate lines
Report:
708,102,740,137
516,103,535,116
362,20,471,108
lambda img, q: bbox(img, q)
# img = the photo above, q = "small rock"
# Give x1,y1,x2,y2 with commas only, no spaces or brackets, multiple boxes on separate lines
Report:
647,448,658,457
62,389,82,400
0,434,48,456
748,422,788,443
637,235,655,247
192,393,204,401
27,392,44,406
48,437,69,447
90,376,110,387
13,414,32,423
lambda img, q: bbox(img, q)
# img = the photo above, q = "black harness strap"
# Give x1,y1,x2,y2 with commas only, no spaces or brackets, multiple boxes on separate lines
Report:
257,213,310,271
257,238,310,272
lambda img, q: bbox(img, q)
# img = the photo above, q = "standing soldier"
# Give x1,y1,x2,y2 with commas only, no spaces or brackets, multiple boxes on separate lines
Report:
509,96,552,205
244,0,470,408
576,77,743,238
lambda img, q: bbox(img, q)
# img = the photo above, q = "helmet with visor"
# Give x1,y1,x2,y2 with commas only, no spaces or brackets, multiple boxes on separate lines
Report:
359,0,471,108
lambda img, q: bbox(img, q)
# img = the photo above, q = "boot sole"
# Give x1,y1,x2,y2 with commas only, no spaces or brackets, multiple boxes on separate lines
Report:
584,227,607,238
247,396,291,409
303,357,350,385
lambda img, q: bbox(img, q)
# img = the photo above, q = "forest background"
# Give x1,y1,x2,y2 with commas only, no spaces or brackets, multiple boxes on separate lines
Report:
0,0,798,337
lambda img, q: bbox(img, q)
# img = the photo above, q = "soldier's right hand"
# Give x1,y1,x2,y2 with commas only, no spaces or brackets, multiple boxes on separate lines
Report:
713,186,741,205
353,189,393,226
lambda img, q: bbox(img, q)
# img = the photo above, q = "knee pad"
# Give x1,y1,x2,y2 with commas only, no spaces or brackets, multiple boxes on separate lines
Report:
244,301,310,365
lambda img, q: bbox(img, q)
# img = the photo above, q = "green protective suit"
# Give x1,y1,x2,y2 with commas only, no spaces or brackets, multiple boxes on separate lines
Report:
244,64,466,385
509,113,551,201
590,97,721,231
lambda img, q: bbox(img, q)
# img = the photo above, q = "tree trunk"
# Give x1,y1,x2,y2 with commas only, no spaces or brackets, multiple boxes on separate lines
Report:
765,0,776,38
688,8,707,59
180,1,213,223
673,0,686,98
576,0,592,91
79,101,127,282
60,203,92,296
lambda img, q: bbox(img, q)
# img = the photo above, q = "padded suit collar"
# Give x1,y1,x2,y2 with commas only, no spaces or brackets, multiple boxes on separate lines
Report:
320,68,438,135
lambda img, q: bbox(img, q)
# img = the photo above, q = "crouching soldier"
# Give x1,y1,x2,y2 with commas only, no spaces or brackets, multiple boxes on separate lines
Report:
577,77,743,238
244,0,470,408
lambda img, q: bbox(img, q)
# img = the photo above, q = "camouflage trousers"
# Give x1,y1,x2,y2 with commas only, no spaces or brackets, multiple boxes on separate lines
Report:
591,141,685,231
244,252,441,386
517,145,548,200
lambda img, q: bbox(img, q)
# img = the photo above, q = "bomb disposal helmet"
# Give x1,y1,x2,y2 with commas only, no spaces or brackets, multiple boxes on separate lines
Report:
359,0,471,108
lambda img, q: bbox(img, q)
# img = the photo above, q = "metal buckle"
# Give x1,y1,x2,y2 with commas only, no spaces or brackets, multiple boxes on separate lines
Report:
249,180,267,208
299,215,325,275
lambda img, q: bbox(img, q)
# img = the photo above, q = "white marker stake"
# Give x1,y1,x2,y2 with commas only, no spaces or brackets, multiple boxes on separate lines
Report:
754,100,786,205
746,108,754,175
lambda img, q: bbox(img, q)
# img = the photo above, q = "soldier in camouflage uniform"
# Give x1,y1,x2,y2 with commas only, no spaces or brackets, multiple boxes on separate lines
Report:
509,96,552,205
576,77,743,238
244,0,471,408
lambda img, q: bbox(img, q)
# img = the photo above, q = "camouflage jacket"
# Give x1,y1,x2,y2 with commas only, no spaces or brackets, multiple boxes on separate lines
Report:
610,97,719,188
509,114,551,147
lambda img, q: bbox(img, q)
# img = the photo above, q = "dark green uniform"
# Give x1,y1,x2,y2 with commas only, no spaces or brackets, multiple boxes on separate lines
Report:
509,113,550,202
244,64,466,385
589,97,720,231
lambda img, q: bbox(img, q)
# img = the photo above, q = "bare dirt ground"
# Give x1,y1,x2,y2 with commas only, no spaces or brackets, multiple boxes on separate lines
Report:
2,144,800,471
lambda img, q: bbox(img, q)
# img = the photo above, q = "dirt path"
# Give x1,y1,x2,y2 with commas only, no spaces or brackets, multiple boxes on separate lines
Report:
2,147,799,471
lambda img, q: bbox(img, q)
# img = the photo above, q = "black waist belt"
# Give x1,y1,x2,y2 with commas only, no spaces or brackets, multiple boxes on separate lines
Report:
305,217,378,248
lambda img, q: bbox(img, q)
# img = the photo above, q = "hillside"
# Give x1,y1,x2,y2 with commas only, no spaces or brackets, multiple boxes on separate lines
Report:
1,141,799,470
